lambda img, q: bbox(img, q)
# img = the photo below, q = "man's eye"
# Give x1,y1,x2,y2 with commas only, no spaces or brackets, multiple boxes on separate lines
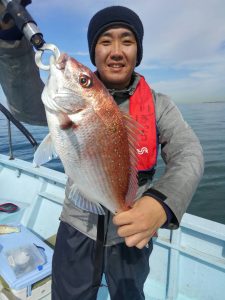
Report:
99,39,111,45
123,40,134,45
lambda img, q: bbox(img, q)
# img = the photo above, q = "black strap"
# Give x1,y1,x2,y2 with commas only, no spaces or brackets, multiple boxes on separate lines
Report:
138,169,156,186
142,187,167,201
92,214,105,288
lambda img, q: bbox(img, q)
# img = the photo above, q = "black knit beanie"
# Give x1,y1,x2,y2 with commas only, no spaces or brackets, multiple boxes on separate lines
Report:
87,6,144,66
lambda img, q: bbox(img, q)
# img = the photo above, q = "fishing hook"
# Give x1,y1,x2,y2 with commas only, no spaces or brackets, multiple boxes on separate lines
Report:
35,43,61,71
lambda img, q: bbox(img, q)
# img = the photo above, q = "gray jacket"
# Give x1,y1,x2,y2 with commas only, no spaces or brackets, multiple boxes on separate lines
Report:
0,37,204,245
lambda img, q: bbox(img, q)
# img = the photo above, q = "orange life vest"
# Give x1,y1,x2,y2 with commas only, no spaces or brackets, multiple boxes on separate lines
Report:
129,76,158,171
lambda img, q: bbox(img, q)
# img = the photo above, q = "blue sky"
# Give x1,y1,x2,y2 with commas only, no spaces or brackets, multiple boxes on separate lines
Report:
1,0,225,103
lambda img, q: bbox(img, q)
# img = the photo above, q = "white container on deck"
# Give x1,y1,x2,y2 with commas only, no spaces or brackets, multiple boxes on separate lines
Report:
0,225,53,300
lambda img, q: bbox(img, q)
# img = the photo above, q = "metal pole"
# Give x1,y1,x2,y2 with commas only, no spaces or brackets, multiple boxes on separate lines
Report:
7,119,14,160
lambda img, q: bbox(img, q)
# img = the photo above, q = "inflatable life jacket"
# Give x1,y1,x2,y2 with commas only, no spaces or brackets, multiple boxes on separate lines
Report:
129,75,158,173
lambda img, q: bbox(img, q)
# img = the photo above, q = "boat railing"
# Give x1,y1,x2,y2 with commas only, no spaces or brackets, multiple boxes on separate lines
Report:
0,103,38,160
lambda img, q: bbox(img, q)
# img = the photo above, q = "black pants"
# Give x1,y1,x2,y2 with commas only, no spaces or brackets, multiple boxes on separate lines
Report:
52,221,153,300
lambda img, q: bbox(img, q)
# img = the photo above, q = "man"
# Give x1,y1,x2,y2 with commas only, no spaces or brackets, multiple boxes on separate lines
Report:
0,3,204,300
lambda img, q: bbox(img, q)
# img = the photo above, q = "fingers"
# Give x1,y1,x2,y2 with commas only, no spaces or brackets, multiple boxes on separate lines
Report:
124,232,152,248
135,238,151,249
113,210,133,226
114,212,158,238
113,196,166,249
117,223,140,237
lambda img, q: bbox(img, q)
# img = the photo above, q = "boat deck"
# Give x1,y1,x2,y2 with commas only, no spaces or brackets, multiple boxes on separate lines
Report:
0,154,225,299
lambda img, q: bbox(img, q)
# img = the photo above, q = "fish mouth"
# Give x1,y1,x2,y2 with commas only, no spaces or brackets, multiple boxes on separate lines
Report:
55,53,83,73
56,53,70,70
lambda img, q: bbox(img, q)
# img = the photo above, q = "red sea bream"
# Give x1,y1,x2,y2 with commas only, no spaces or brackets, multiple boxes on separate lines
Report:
34,54,139,215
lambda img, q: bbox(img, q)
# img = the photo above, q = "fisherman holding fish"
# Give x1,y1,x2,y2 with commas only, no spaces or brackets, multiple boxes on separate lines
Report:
0,2,204,300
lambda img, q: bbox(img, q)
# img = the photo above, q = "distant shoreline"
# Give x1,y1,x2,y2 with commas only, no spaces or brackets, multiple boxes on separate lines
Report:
202,101,225,104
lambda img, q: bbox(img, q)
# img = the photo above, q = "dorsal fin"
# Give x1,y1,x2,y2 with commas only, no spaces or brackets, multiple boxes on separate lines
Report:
121,112,143,206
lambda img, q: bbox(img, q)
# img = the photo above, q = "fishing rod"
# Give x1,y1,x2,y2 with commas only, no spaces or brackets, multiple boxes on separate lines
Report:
1,0,60,70
0,102,38,159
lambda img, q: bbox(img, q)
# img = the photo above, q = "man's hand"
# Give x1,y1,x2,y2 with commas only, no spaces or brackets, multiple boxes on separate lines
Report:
0,0,32,30
113,196,167,249
0,1,14,30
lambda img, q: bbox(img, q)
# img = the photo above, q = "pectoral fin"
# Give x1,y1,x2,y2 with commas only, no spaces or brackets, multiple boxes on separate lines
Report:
33,133,58,167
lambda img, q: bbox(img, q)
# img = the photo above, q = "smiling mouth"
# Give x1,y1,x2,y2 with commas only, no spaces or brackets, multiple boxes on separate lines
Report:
108,63,125,69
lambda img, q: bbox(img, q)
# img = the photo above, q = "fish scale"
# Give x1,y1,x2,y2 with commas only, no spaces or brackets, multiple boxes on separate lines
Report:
76,113,127,211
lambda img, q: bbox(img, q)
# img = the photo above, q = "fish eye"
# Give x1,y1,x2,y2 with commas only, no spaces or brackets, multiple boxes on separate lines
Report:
79,74,92,88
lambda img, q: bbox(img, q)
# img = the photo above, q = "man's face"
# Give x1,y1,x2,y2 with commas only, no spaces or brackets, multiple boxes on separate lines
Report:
95,27,137,90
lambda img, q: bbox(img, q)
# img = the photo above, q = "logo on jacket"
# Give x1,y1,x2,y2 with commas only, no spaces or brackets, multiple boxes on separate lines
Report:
137,147,149,155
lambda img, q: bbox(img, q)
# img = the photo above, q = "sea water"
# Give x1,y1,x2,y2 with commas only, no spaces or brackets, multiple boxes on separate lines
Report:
0,102,225,224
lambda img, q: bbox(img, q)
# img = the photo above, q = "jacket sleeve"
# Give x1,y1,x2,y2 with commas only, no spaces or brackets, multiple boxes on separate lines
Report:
150,91,204,228
0,37,47,125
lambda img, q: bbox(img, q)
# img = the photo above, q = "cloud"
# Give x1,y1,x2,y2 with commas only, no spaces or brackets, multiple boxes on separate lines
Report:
68,51,89,56
22,1,225,103
149,62,225,103
133,0,225,60
190,72,213,79
30,0,225,62
29,0,115,16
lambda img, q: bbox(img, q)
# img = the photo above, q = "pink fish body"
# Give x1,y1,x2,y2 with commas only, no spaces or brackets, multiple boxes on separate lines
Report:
34,54,139,215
